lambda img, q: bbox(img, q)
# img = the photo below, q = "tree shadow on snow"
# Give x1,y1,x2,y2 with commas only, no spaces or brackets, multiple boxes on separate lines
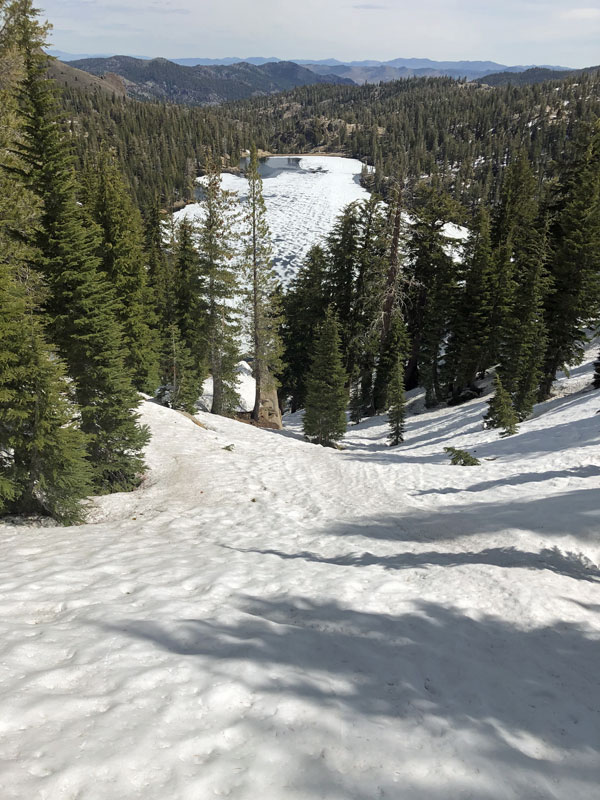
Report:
227,543,600,583
99,597,600,797
328,488,600,542
413,464,600,496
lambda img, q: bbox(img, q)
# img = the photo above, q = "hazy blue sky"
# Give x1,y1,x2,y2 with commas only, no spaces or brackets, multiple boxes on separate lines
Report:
42,0,600,67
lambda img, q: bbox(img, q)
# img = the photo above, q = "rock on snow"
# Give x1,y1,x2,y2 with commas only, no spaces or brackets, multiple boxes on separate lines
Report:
1,346,599,799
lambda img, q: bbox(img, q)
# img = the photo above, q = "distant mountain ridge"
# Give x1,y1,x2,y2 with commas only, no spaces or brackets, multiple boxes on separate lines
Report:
49,49,571,75
64,56,353,105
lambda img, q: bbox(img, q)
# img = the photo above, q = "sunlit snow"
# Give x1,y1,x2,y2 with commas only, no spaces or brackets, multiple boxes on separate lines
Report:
1,344,599,799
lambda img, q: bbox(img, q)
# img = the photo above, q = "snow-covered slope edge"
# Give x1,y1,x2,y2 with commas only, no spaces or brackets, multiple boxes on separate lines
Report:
0,351,598,800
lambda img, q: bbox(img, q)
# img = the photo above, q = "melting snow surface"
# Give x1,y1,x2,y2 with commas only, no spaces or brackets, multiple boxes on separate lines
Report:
1,346,599,799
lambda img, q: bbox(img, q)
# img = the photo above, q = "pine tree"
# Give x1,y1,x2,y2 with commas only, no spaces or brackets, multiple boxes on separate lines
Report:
373,310,409,414
143,197,174,332
324,202,361,356
281,245,329,411
539,122,600,399
0,260,91,523
387,354,406,446
492,155,550,420
0,3,91,522
444,207,494,395
173,217,205,373
196,159,240,415
484,373,519,437
86,151,159,392
242,144,284,422
157,324,202,414
13,2,149,493
303,310,348,447
404,183,459,404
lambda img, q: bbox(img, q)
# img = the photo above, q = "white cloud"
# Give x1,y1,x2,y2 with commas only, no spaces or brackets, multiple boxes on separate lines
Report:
561,7,600,20
41,0,599,68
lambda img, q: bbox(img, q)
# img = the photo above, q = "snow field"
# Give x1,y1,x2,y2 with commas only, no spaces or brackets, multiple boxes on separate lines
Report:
0,348,599,799
174,156,371,283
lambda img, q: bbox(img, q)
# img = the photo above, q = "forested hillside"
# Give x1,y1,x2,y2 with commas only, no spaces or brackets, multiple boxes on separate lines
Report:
66,55,352,105
59,68,600,208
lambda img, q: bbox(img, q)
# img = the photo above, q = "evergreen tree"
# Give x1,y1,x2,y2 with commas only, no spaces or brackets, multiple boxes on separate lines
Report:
0,299,92,523
157,324,202,414
303,310,348,447
0,14,91,522
404,183,459,404
324,202,361,356
492,156,550,419
87,151,160,392
387,354,406,446
242,144,284,422
539,122,600,399
373,310,409,414
484,373,519,437
143,197,174,332
0,226,91,521
197,159,240,415
13,1,149,492
444,207,494,395
281,245,329,411
173,216,205,374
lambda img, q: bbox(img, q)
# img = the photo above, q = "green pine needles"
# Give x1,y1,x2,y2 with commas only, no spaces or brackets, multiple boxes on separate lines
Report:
303,310,348,447
444,447,480,466
485,374,520,437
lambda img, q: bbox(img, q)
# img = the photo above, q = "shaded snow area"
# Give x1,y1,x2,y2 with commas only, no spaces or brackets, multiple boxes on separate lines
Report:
174,156,371,283
1,348,600,800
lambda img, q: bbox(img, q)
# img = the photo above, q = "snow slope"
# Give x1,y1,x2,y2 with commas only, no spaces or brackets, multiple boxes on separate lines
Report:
0,348,599,800
174,156,371,283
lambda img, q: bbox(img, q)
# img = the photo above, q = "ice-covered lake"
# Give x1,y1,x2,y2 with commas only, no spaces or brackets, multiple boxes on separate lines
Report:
174,155,371,283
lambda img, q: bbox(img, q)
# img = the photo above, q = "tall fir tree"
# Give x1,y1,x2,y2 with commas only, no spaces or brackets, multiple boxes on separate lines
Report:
488,155,550,420
173,216,205,374
0,266,92,522
324,202,361,358
347,196,389,413
373,310,409,414
485,373,519,437
281,245,329,411
13,1,149,492
387,353,407,446
242,144,284,422
157,324,202,414
143,197,175,333
303,309,348,447
86,151,160,392
197,158,240,415
539,122,600,399
0,11,91,521
444,207,494,396
404,182,459,405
